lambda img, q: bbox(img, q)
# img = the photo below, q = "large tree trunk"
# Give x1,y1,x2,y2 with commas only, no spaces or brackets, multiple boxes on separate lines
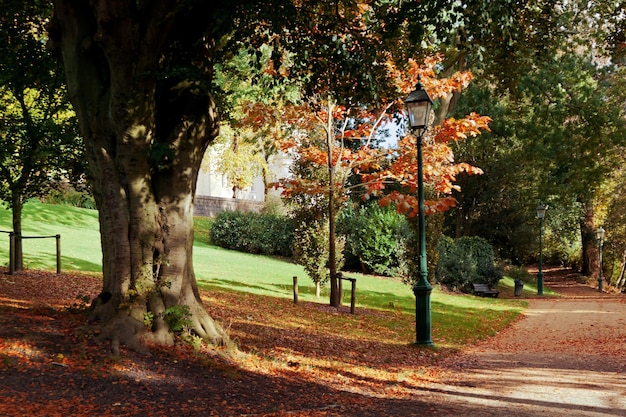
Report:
49,0,228,352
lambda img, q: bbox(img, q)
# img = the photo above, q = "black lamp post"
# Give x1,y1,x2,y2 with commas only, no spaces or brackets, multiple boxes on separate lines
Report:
536,204,546,295
405,78,434,346
597,227,605,293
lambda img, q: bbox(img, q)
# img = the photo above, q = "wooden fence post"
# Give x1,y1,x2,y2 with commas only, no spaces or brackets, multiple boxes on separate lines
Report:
293,276,298,304
8,232,14,275
56,234,61,274
350,278,356,314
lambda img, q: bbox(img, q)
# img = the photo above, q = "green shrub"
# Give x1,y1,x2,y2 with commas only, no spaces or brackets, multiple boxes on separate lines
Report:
210,211,247,248
339,204,410,276
43,188,96,209
210,211,293,257
435,236,503,292
292,218,345,292
542,235,582,269
504,264,533,283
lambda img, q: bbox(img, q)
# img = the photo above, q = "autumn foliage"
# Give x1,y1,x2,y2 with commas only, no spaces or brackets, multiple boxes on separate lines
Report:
245,56,490,218
362,113,490,217
359,57,491,217
0,269,479,416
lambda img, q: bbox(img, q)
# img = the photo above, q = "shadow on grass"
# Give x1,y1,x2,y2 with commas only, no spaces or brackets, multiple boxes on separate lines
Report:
0,300,462,416
59,256,102,273
200,274,522,345
200,280,522,355
200,278,286,296
14,255,102,274
0,270,579,417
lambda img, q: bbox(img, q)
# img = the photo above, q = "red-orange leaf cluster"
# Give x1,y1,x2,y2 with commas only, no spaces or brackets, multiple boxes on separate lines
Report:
361,114,489,217
242,56,489,218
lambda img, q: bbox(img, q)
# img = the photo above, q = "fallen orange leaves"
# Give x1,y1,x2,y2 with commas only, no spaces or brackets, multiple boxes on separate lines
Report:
0,268,457,416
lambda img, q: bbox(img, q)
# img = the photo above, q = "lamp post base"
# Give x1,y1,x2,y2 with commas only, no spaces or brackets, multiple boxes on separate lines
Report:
537,271,544,296
413,282,434,347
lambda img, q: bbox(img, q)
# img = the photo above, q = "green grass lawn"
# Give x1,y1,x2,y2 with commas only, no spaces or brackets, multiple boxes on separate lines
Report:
0,200,526,349
0,201,103,272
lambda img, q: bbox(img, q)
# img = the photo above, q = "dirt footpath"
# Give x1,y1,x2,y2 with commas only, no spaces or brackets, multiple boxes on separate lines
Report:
425,269,626,417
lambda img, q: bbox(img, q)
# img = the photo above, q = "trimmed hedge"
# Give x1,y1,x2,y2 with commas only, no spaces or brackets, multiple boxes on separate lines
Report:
210,211,293,257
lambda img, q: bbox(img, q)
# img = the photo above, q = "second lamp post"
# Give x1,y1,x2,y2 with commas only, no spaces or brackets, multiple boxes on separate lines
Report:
405,78,434,346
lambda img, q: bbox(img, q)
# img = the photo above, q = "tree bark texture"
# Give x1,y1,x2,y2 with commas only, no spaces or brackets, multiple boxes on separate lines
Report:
11,200,23,272
49,0,227,350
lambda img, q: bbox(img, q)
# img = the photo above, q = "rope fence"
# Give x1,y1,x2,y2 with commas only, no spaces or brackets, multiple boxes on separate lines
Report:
1,231,61,275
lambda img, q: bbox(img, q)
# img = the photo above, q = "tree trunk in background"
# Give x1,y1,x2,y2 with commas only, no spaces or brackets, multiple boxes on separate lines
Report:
616,249,626,290
325,100,340,307
11,200,23,272
50,0,228,352
328,163,340,307
579,198,597,277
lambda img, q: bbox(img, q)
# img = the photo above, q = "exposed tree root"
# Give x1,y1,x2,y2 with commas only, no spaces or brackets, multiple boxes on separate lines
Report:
82,291,232,355
187,301,233,348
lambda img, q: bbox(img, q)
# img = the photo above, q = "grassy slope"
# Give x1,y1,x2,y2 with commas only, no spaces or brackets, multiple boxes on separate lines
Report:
0,200,526,349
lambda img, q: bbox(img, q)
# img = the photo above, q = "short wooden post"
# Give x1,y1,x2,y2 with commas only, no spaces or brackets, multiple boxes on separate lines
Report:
292,276,298,304
56,234,61,274
350,278,356,314
338,272,343,306
8,232,14,275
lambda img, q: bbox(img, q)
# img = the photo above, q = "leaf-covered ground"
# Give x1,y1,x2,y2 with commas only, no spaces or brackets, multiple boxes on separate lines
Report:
0,269,467,416
1,268,622,416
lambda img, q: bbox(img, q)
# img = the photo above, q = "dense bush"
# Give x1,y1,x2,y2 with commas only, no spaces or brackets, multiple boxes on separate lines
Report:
43,188,96,209
339,204,410,276
542,232,582,270
503,264,533,283
292,218,345,293
435,236,503,292
210,211,293,257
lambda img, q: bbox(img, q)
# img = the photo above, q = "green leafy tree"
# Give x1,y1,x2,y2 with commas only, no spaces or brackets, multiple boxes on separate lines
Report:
46,0,428,349
442,1,626,275
46,0,545,350
215,133,265,199
0,0,81,271
468,53,622,270
208,46,301,199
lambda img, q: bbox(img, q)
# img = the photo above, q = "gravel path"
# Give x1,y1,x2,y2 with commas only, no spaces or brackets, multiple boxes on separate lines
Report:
424,269,626,417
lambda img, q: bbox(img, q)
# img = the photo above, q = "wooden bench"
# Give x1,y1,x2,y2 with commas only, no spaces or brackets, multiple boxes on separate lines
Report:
472,283,500,298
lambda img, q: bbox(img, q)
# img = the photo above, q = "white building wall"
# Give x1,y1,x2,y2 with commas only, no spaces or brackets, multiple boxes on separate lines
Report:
195,147,292,202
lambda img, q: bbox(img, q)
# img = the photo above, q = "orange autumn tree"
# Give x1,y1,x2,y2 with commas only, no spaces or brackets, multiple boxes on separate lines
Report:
245,57,490,306
360,57,490,218
361,115,490,217
262,98,393,305
360,58,490,286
